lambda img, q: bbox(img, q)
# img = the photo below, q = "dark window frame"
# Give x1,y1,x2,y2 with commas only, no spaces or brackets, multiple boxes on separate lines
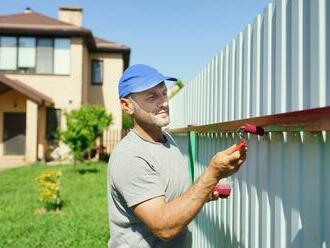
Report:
17,36,37,73
36,38,54,74
45,108,61,143
0,35,70,76
91,59,104,85
0,36,18,70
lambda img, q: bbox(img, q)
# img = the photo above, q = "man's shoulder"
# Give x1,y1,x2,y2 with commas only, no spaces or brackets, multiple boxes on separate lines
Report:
112,131,146,154
109,131,153,168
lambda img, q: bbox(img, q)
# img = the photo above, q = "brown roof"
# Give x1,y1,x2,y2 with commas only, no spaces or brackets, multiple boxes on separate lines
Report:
0,11,92,37
0,10,131,64
91,37,130,69
92,37,130,53
0,74,53,105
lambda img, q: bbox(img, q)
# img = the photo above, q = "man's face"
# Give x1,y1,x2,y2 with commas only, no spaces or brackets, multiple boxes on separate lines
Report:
128,82,170,128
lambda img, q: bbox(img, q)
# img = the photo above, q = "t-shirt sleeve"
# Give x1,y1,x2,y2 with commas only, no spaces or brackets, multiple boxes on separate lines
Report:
112,155,165,208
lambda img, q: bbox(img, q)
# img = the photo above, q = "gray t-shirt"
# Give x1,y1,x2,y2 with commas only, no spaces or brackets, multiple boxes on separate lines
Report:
107,130,192,248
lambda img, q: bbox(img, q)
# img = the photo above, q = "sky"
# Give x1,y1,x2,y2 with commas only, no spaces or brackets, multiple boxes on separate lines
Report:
1,0,271,83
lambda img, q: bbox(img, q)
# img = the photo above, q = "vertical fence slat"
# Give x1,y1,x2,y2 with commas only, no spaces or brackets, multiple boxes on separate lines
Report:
310,0,326,108
218,52,224,123
235,32,243,120
252,15,262,117
262,3,275,116
242,24,252,118
259,134,271,248
291,0,304,111
229,40,236,121
223,45,229,122
275,0,288,113
213,55,219,124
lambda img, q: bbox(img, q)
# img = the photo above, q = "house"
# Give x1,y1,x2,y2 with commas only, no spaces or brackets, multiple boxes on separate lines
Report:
0,6,130,167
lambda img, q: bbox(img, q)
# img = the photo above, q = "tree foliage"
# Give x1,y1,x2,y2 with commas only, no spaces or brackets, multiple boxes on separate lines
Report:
122,111,133,129
59,105,112,162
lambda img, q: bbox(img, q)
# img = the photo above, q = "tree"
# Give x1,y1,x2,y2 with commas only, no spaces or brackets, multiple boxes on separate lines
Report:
58,105,112,165
122,111,133,129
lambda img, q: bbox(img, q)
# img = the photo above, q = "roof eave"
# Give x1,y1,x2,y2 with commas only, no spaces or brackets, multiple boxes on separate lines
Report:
0,74,53,106
90,46,131,53
89,46,130,69
0,26,92,37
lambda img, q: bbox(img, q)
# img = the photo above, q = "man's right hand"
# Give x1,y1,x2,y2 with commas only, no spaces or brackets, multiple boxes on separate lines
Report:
209,144,247,179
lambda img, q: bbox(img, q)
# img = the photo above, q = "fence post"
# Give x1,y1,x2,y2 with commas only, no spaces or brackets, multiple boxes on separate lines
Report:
188,131,196,183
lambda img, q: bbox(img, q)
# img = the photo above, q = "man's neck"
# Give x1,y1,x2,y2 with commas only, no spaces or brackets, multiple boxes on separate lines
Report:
133,124,165,143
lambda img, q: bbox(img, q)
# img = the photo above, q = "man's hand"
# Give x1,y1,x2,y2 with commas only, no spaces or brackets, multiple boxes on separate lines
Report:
206,144,247,202
207,191,220,202
209,144,247,179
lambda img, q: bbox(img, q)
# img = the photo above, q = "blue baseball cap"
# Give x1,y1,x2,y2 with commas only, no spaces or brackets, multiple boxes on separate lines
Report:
118,64,177,98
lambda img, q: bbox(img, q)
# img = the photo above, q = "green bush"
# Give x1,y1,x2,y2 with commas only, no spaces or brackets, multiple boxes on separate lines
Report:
35,170,62,211
59,105,112,163
122,112,133,129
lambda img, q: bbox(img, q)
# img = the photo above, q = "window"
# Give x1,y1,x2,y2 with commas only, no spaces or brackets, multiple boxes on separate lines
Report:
0,36,70,75
46,108,61,143
91,60,103,85
0,37,17,70
54,38,70,75
37,38,53,74
18,37,36,71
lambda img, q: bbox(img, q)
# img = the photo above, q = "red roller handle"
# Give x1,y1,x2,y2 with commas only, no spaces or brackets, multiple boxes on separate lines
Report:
213,184,232,198
240,123,265,136
212,124,264,199
233,140,246,152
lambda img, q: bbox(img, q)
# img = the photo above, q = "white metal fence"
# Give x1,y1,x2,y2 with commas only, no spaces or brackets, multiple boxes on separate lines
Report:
169,0,330,247
169,0,330,129
176,131,329,248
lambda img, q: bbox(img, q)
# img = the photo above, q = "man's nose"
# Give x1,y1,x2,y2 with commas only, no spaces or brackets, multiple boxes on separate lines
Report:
158,94,169,107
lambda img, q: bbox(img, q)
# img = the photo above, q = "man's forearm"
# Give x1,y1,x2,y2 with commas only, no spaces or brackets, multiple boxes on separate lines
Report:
155,164,221,240
133,146,244,241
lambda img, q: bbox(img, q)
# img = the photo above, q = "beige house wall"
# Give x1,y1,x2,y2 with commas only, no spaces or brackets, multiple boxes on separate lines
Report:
37,106,47,160
87,53,123,129
82,45,89,105
4,37,89,135
0,37,125,163
25,99,38,162
5,37,84,112
4,38,123,130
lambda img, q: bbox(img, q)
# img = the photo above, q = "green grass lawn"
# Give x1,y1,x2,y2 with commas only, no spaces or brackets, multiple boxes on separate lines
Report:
0,162,110,248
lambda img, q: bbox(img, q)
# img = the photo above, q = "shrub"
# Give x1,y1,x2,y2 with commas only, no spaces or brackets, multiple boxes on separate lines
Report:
122,112,133,129
58,105,112,163
35,170,62,211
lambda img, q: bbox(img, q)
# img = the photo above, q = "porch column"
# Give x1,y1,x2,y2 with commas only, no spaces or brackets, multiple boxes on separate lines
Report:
25,99,38,163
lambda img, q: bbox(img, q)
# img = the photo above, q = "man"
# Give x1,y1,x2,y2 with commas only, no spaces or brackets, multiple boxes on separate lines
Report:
107,64,247,247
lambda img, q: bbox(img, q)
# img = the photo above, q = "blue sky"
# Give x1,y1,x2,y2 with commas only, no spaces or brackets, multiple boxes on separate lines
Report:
1,0,271,82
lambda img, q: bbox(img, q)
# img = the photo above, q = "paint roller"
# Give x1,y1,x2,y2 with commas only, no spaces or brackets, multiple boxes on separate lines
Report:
212,123,265,198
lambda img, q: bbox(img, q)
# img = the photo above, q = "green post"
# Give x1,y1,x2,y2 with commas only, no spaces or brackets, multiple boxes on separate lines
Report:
188,131,196,183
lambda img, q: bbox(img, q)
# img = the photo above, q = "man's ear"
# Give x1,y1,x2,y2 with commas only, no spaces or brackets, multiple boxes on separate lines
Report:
120,98,134,115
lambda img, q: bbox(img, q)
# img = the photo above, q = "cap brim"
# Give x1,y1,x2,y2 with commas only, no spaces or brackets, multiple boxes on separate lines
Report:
129,75,177,95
